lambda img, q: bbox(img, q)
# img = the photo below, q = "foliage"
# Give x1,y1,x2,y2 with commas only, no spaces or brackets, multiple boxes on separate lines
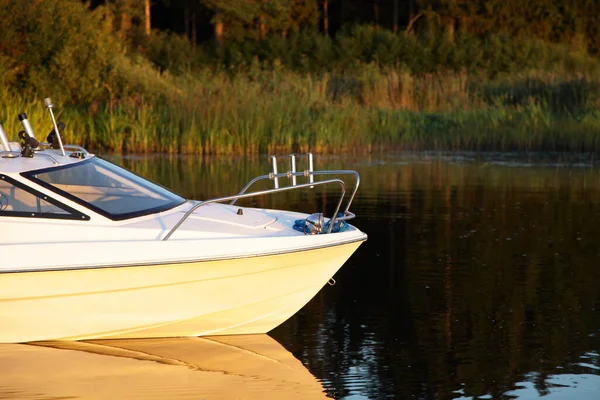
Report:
200,0,317,40
2,0,600,154
183,25,599,77
0,0,127,105
419,0,600,54
142,30,205,74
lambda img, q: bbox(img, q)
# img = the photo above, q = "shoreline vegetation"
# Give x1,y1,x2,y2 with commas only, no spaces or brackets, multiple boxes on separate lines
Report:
1,1,600,155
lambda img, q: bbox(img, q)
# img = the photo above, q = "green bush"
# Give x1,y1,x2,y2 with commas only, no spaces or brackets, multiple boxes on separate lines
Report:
0,0,126,105
142,30,205,75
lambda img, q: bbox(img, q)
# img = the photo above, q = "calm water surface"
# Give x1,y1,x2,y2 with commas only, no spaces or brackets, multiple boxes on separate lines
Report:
2,152,600,399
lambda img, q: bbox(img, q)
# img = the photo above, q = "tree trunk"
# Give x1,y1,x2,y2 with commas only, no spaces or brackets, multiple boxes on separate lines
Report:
144,0,151,36
259,14,266,39
405,12,423,35
446,19,455,42
191,11,197,44
119,12,131,39
374,0,379,30
393,0,398,33
184,7,190,39
214,8,224,47
445,0,456,41
323,0,328,36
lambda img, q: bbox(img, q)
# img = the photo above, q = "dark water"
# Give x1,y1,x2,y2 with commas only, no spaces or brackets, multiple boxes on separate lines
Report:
3,152,600,399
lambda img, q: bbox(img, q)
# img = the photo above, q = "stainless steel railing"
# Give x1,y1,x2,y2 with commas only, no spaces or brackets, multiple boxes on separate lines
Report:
163,153,360,241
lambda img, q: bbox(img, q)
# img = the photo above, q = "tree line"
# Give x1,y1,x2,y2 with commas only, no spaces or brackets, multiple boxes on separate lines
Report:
99,0,600,54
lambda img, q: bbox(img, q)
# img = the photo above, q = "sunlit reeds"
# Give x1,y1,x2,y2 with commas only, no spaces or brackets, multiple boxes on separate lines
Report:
1,67,600,155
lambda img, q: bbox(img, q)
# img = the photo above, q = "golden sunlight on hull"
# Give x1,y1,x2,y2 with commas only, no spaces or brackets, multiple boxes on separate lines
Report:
0,335,328,399
0,241,363,343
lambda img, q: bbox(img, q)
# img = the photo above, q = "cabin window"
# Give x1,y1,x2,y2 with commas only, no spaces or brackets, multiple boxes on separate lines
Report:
22,157,185,220
0,175,89,220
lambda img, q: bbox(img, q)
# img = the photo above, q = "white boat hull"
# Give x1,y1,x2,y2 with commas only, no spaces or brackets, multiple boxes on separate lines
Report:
0,240,362,343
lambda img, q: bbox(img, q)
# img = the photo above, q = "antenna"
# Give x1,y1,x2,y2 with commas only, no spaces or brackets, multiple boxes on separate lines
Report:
43,98,66,157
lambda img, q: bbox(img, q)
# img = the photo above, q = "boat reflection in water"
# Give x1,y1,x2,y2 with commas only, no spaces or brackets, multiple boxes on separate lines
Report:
0,335,328,399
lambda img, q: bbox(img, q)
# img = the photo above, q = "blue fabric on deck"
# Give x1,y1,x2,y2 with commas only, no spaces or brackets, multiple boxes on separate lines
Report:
293,213,349,234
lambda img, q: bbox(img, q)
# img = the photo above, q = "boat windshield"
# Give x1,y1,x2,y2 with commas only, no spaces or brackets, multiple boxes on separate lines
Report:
23,157,186,220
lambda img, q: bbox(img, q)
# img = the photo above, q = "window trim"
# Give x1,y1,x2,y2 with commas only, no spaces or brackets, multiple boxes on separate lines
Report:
21,157,186,221
0,175,90,221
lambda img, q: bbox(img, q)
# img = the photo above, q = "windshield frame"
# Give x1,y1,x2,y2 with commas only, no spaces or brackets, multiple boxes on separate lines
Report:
21,157,186,221
0,174,90,221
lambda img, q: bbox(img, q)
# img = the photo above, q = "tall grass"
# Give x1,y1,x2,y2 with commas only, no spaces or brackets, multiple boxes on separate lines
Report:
2,67,600,155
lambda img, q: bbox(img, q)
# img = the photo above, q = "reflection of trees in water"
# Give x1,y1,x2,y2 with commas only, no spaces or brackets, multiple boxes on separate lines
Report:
114,154,600,399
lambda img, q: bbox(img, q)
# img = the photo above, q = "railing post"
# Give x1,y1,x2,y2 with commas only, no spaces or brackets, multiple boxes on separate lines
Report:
270,155,279,189
289,154,297,186
307,153,314,188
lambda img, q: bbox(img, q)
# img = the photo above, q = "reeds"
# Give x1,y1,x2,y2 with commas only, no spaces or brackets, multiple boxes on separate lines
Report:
2,67,600,155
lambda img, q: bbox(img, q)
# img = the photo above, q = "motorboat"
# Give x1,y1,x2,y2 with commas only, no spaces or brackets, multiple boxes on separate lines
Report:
0,98,367,343
0,335,328,399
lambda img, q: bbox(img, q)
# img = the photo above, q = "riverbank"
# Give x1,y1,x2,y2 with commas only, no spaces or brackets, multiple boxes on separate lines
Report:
2,67,600,155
